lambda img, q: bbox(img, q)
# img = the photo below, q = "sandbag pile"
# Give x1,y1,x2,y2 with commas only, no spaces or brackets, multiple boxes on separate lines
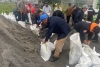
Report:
69,33,100,67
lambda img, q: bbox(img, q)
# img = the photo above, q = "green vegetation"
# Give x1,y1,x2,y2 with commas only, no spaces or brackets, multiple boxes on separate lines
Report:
0,2,15,14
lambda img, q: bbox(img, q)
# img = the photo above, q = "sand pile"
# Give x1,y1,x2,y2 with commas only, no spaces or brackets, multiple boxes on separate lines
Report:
0,15,57,67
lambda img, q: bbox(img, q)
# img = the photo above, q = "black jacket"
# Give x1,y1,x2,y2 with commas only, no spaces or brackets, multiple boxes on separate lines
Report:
52,10,64,19
45,16,71,41
87,7,95,21
74,9,84,23
72,7,80,21
74,22,93,43
17,12,26,21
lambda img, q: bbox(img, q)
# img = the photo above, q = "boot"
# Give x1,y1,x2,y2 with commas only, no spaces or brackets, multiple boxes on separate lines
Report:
49,56,59,62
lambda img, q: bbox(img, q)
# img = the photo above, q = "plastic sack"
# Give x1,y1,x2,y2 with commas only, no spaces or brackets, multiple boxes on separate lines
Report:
75,64,88,67
84,45,93,56
89,47,100,66
30,24,39,36
54,40,64,52
18,21,26,28
40,41,55,61
92,65,100,67
78,47,92,67
27,13,32,24
69,33,82,65
98,33,100,37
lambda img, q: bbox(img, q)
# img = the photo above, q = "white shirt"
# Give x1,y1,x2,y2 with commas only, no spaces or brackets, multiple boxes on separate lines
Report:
43,6,51,14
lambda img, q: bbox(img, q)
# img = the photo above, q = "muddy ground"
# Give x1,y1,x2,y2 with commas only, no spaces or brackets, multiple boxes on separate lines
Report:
0,15,100,67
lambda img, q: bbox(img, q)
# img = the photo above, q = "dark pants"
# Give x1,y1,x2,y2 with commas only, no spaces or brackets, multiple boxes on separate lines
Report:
66,15,71,24
13,10,18,21
25,14,29,22
93,34,98,41
87,16,93,22
31,14,38,24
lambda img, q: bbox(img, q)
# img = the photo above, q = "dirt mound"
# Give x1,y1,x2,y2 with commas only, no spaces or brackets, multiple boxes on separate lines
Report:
0,15,56,67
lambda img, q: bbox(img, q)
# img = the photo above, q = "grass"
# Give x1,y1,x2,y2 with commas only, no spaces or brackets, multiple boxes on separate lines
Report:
0,2,15,14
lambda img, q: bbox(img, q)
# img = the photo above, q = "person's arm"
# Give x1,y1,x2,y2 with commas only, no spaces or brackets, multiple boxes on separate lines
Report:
45,24,55,41
74,11,80,23
79,27,87,43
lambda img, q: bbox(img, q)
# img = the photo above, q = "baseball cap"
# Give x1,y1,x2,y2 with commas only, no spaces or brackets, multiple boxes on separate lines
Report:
38,14,49,23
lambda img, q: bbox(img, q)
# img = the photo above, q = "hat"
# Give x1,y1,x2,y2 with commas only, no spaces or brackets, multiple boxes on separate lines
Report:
82,5,88,9
38,14,49,23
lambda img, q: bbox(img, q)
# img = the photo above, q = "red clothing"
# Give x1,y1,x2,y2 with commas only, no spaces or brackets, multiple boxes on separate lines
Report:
31,7,36,14
25,5,30,13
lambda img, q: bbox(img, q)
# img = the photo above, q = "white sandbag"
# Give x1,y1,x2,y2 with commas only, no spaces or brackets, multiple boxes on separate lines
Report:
78,47,92,67
92,65,100,67
75,64,88,67
30,24,39,36
84,45,93,56
69,33,82,65
27,13,32,24
47,13,50,17
89,47,100,66
98,33,100,37
40,41,54,61
18,21,26,28
48,41,55,51
54,40,64,52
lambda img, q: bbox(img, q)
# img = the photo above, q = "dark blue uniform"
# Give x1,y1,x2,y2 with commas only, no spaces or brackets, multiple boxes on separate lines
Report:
45,16,71,41
74,9,84,24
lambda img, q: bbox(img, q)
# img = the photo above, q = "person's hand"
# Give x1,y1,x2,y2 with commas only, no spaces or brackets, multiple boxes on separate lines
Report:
42,38,46,44
87,40,91,45
84,40,88,45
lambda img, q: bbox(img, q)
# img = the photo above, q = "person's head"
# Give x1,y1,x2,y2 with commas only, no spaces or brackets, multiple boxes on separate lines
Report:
68,3,71,6
39,14,49,24
34,4,38,8
72,4,77,10
22,0,26,2
45,2,48,7
55,10,63,19
92,26,100,34
57,3,60,7
82,5,88,12
37,10,43,16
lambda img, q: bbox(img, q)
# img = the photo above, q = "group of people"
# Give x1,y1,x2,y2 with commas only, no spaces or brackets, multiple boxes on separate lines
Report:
13,0,100,62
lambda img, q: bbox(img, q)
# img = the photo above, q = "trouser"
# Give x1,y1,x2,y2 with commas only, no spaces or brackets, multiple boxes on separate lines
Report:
54,37,67,58
93,34,98,41
87,16,93,22
25,13,29,22
66,15,71,24
31,14,38,25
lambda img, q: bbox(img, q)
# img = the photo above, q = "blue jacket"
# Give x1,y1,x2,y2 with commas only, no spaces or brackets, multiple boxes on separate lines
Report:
74,9,84,23
45,16,71,41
